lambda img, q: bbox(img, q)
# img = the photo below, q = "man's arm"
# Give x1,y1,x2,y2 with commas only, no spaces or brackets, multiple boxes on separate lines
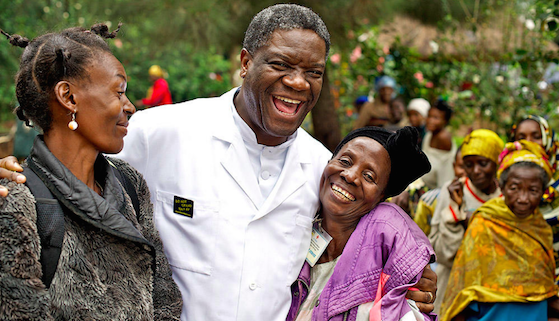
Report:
406,265,437,313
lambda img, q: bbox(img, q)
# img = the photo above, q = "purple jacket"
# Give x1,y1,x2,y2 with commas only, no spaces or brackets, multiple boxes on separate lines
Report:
287,203,437,321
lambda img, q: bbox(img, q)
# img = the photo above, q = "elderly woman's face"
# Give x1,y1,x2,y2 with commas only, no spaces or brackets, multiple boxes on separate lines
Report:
72,53,135,154
319,137,391,225
503,166,544,219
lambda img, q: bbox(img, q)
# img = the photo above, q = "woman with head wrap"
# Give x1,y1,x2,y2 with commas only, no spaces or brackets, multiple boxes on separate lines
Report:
287,126,437,321
428,129,504,314
135,64,173,108
353,76,396,129
512,115,559,278
407,98,430,144
440,140,558,321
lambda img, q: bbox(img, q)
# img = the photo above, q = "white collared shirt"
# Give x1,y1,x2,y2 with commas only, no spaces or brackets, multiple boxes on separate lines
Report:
231,103,295,204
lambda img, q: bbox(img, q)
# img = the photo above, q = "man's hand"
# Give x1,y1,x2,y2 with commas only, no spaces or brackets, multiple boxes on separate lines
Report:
448,177,464,207
0,156,26,197
406,264,437,313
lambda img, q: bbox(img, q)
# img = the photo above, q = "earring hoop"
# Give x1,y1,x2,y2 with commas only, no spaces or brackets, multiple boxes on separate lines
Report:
68,112,78,130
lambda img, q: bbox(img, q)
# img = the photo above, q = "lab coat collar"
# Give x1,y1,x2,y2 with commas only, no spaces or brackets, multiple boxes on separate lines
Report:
212,87,312,214
212,88,264,208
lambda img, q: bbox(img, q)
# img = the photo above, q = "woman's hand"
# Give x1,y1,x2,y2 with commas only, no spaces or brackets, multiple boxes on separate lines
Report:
448,177,464,207
0,156,26,197
406,265,437,313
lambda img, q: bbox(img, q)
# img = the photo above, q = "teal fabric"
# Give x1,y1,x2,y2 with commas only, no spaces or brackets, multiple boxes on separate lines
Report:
465,301,547,321
13,120,39,159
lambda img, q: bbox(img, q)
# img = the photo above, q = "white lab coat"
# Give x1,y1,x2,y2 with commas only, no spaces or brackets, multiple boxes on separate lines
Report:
117,88,332,321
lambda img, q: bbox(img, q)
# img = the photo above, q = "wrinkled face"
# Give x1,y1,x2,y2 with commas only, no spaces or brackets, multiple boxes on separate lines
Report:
407,110,425,128
463,155,497,192
515,119,543,147
503,166,544,219
238,29,326,146
453,150,466,178
426,108,447,132
319,137,391,226
74,53,135,154
379,87,394,103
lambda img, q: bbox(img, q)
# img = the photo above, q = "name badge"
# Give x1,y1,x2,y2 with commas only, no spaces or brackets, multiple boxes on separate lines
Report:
306,226,332,267
173,196,194,218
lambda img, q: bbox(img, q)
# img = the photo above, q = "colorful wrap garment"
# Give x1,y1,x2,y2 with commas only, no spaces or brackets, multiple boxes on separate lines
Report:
439,197,558,321
497,140,553,180
428,177,501,314
413,188,440,236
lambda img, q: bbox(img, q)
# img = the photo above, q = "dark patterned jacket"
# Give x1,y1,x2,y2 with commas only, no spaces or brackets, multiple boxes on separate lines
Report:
0,137,182,320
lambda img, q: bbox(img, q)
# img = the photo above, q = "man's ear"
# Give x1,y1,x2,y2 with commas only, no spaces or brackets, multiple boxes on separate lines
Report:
54,81,77,113
239,48,253,79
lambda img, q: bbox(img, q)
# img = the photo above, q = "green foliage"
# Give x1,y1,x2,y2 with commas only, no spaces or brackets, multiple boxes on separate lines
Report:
0,0,232,123
112,27,232,105
327,0,559,138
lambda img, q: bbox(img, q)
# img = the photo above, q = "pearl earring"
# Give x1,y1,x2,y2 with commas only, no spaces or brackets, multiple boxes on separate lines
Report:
68,112,78,130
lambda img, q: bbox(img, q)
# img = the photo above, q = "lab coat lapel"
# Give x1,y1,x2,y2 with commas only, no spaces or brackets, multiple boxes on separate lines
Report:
220,142,264,209
257,136,307,219
212,97,264,209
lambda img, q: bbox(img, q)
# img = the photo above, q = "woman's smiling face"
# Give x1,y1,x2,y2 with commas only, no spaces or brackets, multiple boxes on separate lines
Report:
319,137,391,226
72,52,135,154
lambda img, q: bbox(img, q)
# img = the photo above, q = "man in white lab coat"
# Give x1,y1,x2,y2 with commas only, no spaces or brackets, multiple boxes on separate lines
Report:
0,4,436,321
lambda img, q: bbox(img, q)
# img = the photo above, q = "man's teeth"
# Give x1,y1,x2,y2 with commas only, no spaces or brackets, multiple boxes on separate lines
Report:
332,184,355,201
274,95,301,104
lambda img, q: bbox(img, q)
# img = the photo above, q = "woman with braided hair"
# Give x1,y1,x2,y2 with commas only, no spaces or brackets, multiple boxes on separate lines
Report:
0,24,182,319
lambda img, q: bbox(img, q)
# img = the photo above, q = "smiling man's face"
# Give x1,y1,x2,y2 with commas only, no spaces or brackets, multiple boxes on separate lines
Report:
236,28,326,146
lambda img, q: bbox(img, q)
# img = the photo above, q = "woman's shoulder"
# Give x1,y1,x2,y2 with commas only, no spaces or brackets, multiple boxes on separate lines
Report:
0,178,36,218
106,157,145,186
369,203,433,246
430,129,453,151
368,203,428,238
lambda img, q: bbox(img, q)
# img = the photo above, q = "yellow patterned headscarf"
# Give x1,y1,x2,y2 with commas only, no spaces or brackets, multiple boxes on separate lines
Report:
461,129,504,164
497,140,553,180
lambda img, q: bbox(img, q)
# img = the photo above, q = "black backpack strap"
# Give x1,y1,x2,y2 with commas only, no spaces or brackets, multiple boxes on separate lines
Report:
22,167,64,288
111,165,141,220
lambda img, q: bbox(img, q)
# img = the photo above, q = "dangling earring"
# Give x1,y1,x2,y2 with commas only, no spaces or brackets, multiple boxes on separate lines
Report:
68,112,78,130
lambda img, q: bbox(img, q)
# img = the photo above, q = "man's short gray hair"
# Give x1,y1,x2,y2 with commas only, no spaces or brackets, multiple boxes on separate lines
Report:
243,4,330,58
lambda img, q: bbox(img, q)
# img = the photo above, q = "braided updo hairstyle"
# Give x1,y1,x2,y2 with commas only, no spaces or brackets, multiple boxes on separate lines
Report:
1,23,122,132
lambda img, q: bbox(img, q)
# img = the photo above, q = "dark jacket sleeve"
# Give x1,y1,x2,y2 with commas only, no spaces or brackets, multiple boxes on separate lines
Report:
0,179,53,320
108,158,183,320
